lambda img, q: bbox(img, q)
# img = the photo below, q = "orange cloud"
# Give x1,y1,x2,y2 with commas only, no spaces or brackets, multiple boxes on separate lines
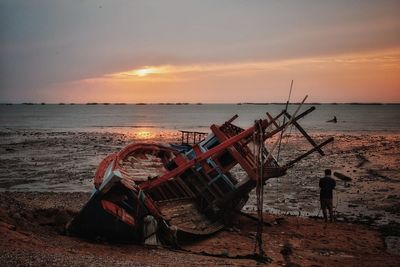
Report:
43,48,400,103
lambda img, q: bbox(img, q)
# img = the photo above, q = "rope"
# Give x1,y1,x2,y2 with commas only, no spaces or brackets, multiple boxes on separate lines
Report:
254,120,266,260
277,80,294,162
252,125,257,212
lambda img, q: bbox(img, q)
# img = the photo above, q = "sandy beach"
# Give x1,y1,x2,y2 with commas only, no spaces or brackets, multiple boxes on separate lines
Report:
2,1,400,265
0,129,399,266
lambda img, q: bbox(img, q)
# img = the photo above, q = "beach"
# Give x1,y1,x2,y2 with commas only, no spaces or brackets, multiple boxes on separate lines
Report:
3,1,400,265
1,191,399,266
1,128,399,266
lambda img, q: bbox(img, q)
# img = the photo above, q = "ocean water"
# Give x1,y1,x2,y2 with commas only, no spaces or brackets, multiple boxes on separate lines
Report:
0,103,399,134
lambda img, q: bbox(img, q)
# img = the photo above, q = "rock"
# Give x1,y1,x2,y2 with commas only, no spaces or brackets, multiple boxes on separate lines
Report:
385,236,400,256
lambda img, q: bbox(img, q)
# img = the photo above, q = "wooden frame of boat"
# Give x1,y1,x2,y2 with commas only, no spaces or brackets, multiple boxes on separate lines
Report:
68,106,333,245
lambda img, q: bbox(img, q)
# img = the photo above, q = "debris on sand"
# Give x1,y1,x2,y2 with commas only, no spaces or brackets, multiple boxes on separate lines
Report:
334,171,352,181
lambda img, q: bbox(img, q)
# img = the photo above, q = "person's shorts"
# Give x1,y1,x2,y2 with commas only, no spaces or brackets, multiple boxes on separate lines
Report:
320,198,333,210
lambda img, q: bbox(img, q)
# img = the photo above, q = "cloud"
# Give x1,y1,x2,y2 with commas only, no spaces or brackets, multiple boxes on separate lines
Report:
35,48,400,104
1,0,400,101
103,47,400,80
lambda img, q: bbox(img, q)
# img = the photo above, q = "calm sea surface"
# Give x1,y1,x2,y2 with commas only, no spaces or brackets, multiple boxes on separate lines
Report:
0,104,399,134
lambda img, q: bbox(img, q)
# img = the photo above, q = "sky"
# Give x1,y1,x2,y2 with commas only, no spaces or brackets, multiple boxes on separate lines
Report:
1,0,399,103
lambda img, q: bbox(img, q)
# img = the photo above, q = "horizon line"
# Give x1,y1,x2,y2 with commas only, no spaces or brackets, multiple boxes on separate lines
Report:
1,102,399,105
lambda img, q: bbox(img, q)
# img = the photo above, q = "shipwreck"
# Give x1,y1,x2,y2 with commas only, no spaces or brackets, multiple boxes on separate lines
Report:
68,99,334,247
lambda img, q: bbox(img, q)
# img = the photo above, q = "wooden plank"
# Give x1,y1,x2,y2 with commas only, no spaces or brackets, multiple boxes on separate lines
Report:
180,169,205,195
284,137,334,168
226,114,239,123
170,180,189,197
156,187,169,200
174,178,195,198
284,111,324,155
164,181,180,198
200,170,225,197
211,125,258,180
266,112,279,128
191,170,222,199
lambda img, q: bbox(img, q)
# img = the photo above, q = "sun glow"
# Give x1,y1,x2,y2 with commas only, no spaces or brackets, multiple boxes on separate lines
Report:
108,66,171,79
130,66,171,77
135,129,156,140
135,68,158,77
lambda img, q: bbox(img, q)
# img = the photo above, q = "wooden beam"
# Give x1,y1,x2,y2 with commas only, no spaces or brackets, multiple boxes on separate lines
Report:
266,112,280,128
211,125,258,180
284,137,334,168
226,114,239,124
284,111,324,155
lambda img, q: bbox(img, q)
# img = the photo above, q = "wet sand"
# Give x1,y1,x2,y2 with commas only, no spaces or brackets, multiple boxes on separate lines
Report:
0,129,399,265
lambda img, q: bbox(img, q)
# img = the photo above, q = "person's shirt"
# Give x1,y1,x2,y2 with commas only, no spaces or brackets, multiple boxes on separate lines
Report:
319,176,336,199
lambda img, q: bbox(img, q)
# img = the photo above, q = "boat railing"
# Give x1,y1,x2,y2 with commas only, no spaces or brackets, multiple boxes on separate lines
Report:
179,130,208,145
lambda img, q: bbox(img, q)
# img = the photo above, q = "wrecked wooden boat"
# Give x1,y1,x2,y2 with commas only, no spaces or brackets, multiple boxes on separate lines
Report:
67,104,334,245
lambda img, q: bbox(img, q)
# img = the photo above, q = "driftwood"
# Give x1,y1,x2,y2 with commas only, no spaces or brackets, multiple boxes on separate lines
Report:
334,171,352,181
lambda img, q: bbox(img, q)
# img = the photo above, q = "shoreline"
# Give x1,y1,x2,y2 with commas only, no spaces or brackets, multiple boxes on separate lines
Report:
2,102,400,105
2,126,400,137
1,129,399,224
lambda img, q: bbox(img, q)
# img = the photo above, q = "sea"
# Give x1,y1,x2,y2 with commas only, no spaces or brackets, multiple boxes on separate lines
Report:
1,103,399,134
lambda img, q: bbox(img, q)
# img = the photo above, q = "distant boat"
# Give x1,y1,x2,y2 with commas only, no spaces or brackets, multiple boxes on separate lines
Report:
327,116,337,123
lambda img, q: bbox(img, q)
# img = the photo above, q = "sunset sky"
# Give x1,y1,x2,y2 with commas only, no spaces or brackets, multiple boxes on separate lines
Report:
1,0,399,103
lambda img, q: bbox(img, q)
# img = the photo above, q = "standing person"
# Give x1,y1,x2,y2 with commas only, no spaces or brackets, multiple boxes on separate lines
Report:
319,169,336,222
